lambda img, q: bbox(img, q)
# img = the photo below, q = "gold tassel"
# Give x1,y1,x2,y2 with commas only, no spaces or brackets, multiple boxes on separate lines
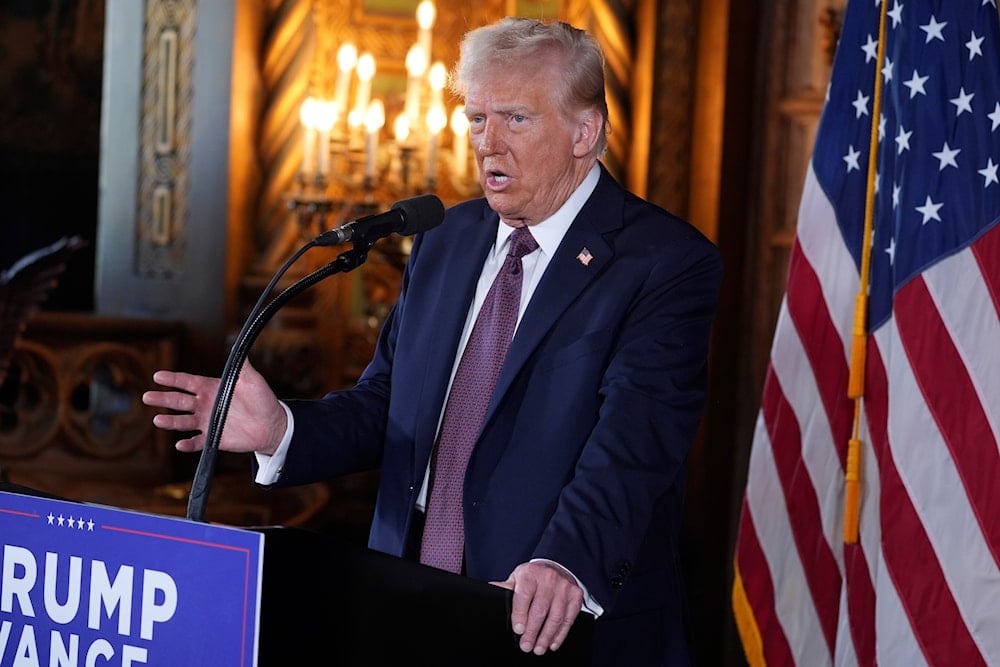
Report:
843,436,862,544
848,292,868,399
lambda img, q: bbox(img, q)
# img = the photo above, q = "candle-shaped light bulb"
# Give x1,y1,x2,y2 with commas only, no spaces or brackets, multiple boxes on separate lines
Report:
404,44,428,130
394,113,411,145
364,99,385,180
314,100,338,175
425,102,448,186
334,43,358,116
416,1,436,58
299,96,319,178
405,44,429,77
426,103,448,135
450,105,469,180
347,108,364,131
354,52,376,112
428,62,447,106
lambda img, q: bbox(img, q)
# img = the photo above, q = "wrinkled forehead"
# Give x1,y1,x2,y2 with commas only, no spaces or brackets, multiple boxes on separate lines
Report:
462,57,563,107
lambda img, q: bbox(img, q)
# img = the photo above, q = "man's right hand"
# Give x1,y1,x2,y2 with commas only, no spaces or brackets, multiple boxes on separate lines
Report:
141,360,286,456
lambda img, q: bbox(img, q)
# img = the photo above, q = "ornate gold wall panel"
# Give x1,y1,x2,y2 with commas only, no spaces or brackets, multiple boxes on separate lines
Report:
136,0,196,278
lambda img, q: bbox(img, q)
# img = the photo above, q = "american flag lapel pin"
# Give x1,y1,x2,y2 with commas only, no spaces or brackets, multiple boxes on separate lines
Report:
576,247,593,266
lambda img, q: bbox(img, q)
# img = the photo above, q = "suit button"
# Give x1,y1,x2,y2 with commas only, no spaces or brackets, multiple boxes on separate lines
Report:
611,575,624,589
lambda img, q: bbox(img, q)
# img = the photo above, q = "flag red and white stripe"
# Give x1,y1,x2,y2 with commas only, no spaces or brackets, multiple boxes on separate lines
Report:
733,1,1000,664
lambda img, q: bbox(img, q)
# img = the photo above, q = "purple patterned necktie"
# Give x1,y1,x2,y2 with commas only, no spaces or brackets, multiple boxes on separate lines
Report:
419,226,539,573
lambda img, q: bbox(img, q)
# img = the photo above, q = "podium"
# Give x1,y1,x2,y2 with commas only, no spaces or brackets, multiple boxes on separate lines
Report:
0,483,593,665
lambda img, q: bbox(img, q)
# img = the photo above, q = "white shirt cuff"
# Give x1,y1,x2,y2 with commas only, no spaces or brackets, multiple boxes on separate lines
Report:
530,558,604,618
253,402,294,485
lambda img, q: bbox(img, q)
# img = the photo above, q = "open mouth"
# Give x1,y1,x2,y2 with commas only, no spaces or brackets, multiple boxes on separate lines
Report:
486,170,510,187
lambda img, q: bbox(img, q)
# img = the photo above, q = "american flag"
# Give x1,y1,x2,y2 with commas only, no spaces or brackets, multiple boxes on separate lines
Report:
732,1,1000,665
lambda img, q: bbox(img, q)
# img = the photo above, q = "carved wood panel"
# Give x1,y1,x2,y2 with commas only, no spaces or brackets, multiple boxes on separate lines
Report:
0,313,178,489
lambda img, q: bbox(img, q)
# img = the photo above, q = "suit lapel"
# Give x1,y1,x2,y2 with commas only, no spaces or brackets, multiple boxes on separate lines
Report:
487,166,625,416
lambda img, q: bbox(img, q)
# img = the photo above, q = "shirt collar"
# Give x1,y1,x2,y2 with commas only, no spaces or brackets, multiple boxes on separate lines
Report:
494,163,601,257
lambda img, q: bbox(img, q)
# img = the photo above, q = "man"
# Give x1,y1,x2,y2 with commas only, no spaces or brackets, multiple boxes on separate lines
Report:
143,17,722,666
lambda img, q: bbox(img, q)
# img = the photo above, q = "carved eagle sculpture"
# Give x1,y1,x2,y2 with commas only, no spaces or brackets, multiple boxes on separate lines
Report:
0,236,87,385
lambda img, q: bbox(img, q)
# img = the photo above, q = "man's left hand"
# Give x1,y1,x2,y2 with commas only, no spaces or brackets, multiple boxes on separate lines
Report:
491,561,584,655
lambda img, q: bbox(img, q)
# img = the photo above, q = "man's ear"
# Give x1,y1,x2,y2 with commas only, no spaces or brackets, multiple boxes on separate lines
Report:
572,110,603,158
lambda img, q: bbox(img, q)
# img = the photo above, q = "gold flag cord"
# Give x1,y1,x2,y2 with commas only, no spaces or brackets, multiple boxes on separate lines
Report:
844,0,888,545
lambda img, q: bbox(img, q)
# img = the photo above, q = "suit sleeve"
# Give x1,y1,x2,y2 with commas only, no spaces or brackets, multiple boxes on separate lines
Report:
531,232,723,612
269,231,426,486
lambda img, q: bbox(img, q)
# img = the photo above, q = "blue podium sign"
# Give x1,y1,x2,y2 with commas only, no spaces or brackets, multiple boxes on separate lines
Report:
0,490,264,666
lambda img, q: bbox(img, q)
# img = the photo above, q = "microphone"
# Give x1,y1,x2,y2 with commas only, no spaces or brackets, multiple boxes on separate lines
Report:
314,194,445,246
187,193,444,522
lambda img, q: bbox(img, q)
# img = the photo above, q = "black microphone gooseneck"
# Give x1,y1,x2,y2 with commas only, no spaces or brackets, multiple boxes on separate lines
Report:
186,194,444,522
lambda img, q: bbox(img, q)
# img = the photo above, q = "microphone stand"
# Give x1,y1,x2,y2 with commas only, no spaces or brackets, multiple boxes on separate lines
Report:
186,234,379,522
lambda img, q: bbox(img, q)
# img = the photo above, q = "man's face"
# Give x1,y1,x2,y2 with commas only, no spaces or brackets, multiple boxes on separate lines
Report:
464,61,594,227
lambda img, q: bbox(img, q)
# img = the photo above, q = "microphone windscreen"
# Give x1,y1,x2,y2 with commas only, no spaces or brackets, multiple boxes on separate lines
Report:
392,194,446,235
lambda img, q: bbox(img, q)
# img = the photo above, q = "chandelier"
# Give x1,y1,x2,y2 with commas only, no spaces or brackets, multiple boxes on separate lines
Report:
287,0,478,239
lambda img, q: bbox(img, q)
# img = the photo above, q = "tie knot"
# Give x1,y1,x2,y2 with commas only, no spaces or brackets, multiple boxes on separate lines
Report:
508,227,538,260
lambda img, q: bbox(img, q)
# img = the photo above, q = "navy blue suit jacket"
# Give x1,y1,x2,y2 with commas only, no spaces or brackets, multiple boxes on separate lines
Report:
277,165,722,665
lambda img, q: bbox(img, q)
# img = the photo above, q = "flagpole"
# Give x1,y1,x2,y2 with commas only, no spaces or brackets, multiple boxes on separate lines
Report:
844,0,888,546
